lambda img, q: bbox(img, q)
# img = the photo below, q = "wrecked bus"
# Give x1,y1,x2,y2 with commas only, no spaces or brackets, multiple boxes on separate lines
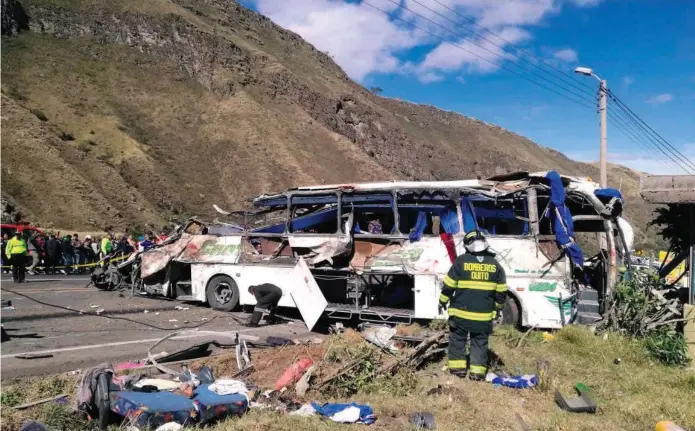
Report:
135,171,633,330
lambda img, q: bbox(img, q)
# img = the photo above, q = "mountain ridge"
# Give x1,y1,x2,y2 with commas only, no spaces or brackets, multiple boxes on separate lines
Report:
0,0,661,249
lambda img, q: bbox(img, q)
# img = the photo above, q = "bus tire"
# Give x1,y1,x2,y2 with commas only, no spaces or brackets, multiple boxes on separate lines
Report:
501,294,520,326
206,275,240,312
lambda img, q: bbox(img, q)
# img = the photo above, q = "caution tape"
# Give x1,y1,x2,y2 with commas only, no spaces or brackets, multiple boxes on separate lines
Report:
0,253,133,270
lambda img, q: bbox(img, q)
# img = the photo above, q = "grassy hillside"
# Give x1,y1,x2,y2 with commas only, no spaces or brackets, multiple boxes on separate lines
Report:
0,0,659,245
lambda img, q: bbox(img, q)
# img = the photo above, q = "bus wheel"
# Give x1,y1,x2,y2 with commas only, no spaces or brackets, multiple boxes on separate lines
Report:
206,275,239,312
502,294,520,326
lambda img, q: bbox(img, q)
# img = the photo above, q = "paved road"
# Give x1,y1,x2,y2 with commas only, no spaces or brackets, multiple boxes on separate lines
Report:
0,274,315,379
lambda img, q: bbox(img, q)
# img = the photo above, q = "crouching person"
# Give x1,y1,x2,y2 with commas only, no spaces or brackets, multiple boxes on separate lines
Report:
439,230,507,381
246,284,282,327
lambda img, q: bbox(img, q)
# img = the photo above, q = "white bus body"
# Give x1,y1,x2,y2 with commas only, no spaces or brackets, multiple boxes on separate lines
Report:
139,172,632,330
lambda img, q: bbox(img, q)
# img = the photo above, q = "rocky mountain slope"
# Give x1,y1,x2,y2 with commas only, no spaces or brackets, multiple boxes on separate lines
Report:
0,0,660,247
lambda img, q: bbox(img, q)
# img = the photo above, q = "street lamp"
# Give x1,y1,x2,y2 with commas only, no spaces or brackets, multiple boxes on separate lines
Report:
575,66,608,188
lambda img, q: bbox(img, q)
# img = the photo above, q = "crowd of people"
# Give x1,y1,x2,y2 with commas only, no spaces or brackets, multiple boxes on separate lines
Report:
1,230,166,282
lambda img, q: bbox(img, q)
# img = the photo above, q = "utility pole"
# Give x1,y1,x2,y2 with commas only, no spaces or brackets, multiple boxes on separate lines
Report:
575,67,608,187
599,79,607,188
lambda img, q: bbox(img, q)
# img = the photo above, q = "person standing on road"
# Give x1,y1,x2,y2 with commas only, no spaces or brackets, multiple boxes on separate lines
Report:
246,284,283,327
83,235,95,264
72,234,84,272
26,232,40,275
46,234,61,275
438,230,506,381
6,231,28,282
1,233,9,274
100,233,113,261
91,236,100,260
61,235,74,274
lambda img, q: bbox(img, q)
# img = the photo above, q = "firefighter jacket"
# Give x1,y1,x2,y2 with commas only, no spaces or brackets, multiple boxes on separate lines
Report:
439,252,507,334
6,237,27,256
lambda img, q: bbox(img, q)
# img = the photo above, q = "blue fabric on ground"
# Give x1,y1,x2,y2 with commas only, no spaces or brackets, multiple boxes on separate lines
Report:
110,384,248,428
489,374,539,389
110,391,195,428
193,384,248,424
311,402,376,425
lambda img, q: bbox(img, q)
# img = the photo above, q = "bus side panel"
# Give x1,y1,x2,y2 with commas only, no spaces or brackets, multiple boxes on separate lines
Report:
414,274,440,319
486,237,571,329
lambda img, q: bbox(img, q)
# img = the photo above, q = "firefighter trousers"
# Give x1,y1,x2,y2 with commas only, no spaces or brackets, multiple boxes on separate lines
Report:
448,317,490,378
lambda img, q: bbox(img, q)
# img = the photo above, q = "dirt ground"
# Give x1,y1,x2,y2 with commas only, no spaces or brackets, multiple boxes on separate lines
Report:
2,326,693,431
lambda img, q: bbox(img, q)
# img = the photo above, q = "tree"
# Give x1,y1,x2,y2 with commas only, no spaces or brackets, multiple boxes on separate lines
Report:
369,86,383,95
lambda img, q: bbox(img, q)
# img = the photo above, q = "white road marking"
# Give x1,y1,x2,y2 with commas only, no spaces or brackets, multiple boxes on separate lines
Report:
1,327,262,359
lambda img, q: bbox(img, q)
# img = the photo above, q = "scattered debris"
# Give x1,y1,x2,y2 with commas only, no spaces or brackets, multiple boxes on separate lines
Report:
275,357,313,391
267,336,294,347
362,325,399,353
13,394,68,410
295,365,316,397
235,340,251,371
311,402,376,425
3,305,16,311
555,383,597,413
90,304,101,308
18,421,50,431
1,326,10,342
95,308,105,315
169,319,178,322
174,305,190,311
410,412,437,429
485,372,538,389
656,421,686,431
16,353,54,360
614,358,622,365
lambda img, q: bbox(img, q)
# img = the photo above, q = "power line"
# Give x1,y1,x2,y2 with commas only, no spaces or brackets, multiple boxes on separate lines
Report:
362,0,596,110
423,0,596,98
608,109,689,174
608,106,693,174
363,0,691,173
603,91,692,174
607,89,695,172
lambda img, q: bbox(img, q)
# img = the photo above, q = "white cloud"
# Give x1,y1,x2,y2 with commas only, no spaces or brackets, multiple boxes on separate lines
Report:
417,26,531,78
251,0,423,81
247,0,603,82
419,71,445,83
568,144,695,175
647,93,674,104
456,76,466,85
567,0,603,6
621,76,634,88
553,48,578,62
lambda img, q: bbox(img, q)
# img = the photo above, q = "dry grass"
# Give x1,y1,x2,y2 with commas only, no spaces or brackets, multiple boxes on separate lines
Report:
1,326,693,430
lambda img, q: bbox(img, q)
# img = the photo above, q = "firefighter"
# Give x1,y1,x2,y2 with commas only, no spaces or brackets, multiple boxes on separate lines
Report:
439,230,506,380
6,231,28,283
247,283,282,327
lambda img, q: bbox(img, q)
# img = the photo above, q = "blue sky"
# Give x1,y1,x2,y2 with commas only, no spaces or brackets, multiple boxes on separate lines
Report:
242,0,695,174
